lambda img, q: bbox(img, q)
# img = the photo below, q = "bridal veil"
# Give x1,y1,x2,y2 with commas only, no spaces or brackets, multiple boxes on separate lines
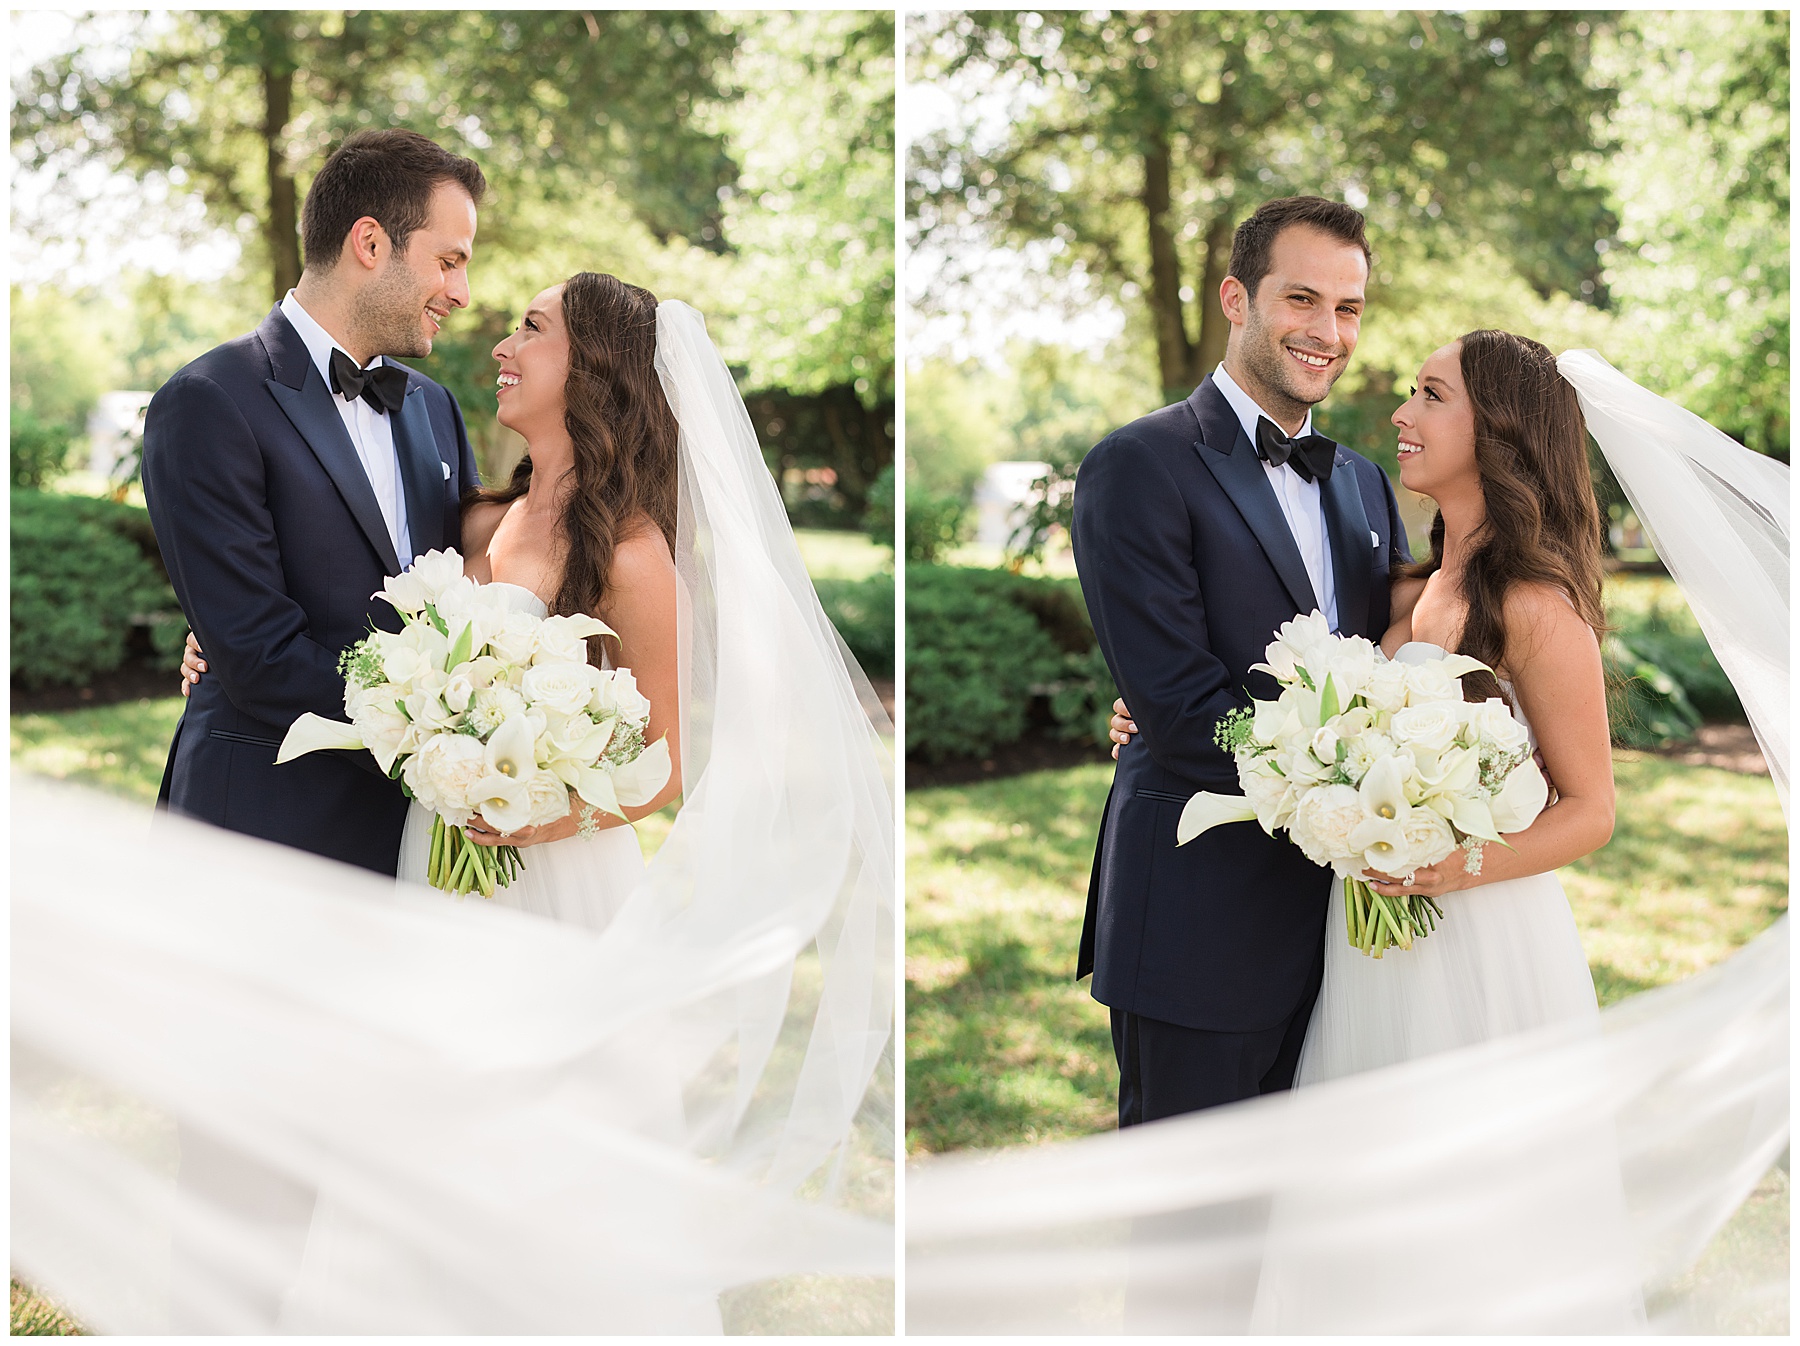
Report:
12,302,895,1331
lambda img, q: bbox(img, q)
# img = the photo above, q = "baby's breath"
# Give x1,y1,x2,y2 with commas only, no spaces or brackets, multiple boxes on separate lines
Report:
604,719,647,768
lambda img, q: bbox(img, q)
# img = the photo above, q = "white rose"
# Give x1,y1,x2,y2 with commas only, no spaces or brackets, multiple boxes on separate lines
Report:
1489,756,1549,834
522,661,600,717
1292,783,1365,866
534,613,614,666
523,768,572,827
1363,659,1411,714
591,669,652,725
1390,703,1460,755
1405,660,1463,706
1471,698,1531,754
487,611,542,666
404,732,488,822
1400,806,1457,871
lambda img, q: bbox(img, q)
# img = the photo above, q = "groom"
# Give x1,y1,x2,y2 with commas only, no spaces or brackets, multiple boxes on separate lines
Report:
143,129,485,876
1071,196,1410,1124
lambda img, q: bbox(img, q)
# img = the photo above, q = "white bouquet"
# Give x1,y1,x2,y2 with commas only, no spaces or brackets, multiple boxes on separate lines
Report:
278,549,672,897
1177,612,1548,957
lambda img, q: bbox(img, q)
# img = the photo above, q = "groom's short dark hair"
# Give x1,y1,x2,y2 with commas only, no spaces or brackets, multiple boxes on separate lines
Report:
301,130,487,271
1228,197,1370,299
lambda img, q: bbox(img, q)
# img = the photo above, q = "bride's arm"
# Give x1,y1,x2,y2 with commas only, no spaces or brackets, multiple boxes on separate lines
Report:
1370,582,1614,898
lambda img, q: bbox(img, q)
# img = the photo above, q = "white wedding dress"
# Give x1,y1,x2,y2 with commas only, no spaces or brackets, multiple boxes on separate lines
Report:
1294,645,1601,1084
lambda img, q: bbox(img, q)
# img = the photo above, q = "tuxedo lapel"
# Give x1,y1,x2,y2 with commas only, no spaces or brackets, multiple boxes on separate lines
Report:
390,380,445,558
258,307,402,575
1185,378,1318,614
1321,449,1372,638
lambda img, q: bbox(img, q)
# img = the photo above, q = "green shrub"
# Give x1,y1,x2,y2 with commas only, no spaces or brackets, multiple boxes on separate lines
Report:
904,488,970,565
817,571,895,680
905,566,1117,761
1601,579,1743,745
11,490,185,688
10,409,73,490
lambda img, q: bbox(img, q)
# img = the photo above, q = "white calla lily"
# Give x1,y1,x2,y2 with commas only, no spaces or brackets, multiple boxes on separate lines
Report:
1488,756,1549,834
611,734,672,808
467,773,533,834
1357,754,1409,823
276,713,366,763
1176,791,1259,846
484,714,540,782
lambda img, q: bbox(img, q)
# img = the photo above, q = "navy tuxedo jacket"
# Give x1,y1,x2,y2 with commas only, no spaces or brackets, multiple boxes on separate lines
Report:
141,306,479,874
1071,376,1410,1032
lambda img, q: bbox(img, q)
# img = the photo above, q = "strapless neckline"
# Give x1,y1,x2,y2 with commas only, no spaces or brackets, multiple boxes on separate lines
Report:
479,579,551,617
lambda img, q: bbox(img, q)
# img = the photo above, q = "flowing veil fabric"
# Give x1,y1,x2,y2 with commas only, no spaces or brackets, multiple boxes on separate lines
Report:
907,351,1788,1334
11,301,895,1332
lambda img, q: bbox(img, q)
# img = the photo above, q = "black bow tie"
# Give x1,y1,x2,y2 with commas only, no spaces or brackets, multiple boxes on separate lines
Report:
328,348,408,414
1255,416,1338,485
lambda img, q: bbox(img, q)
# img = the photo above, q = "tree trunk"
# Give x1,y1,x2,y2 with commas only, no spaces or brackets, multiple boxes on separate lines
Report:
1141,135,1194,401
261,14,300,299
1190,208,1236,385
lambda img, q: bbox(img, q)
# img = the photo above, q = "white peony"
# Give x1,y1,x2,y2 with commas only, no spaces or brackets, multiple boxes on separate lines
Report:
404,732,488,823
350,701,411,774
1242,765,1298,831
1290,783,1366,867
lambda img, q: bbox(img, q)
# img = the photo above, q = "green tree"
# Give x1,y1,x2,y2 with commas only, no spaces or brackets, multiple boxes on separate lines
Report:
910,10,1620,401
14,10,739,300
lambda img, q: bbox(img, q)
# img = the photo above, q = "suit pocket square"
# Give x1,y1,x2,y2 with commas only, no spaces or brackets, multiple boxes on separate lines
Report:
1370,529,1380,548
441,460,451,480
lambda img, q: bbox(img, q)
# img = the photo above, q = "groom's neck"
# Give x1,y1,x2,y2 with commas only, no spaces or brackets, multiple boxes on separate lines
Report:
291,273,372,366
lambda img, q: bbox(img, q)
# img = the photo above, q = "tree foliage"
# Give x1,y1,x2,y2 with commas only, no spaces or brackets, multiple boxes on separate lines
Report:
911,10,1621,401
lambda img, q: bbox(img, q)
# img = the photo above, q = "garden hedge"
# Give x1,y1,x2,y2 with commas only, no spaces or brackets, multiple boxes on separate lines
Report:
11,490,185,688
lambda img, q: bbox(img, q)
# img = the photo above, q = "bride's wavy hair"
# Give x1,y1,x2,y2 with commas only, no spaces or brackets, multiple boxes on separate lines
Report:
466,272,679,663
1401,330,1607,703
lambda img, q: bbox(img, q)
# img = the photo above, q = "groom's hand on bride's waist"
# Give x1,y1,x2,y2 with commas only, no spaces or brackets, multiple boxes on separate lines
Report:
1108,698,1136,760
179,630,207,698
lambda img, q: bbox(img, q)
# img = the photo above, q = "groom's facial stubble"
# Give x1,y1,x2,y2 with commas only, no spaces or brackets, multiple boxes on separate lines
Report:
350,181,478,360
1220,224,1367,431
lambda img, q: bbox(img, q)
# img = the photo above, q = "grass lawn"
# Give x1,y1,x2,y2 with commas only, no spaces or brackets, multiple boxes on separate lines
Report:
792,527,890,580
905,751,1787,1156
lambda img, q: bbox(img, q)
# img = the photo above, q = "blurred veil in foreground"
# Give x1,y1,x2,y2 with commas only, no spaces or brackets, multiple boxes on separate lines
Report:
907,352,1787,1334
12,303,896,1333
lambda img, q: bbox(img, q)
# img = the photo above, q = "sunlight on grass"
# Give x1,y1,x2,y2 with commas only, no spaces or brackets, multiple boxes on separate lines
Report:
906,754,1786,1157
792,527,889,580
11,698,186,803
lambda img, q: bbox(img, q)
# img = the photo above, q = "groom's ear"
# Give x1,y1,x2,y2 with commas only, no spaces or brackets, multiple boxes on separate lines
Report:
1219,274,1250,327
343,215,391,273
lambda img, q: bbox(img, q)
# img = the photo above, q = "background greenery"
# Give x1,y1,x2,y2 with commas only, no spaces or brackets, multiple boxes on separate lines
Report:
906,10,1787,570
11,11,896,692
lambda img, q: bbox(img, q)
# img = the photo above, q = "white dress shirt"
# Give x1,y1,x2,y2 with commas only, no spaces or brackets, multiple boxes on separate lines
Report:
1211,362,1337,631
279,291,414,567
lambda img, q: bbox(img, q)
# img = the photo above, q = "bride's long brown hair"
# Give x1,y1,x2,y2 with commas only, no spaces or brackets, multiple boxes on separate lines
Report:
465,272,679,662
1400,329,1608,703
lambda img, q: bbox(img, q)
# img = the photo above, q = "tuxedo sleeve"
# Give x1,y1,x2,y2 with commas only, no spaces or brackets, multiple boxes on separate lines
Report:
141,372,348,731
1380,461,1411,566
1072,432,1244,793
446,384,480,489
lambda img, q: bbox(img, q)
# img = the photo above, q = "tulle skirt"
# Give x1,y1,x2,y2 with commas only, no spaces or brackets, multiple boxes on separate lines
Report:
1297,869,1601,1084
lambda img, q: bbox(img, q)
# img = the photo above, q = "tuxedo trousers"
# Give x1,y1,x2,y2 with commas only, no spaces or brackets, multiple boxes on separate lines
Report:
1111,940,1324,1126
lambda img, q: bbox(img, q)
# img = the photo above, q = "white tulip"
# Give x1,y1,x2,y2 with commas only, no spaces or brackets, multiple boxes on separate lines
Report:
1310,725,1341,765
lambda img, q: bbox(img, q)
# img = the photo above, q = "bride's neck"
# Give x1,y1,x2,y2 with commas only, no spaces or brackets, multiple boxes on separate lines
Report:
1433,484,1486,576
521,432,576,510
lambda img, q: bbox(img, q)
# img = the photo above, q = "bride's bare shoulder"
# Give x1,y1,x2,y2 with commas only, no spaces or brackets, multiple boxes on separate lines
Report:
1389,572,1429,623
608,517,676,587
461,500,511,564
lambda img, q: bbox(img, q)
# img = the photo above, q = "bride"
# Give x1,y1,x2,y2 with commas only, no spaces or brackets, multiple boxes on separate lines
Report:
1113,329,1617,1079
405,271,685,931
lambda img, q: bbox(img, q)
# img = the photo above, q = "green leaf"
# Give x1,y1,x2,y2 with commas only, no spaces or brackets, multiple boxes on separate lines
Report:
446,620,474,672
424,602,449,638
1319,672,1340,723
